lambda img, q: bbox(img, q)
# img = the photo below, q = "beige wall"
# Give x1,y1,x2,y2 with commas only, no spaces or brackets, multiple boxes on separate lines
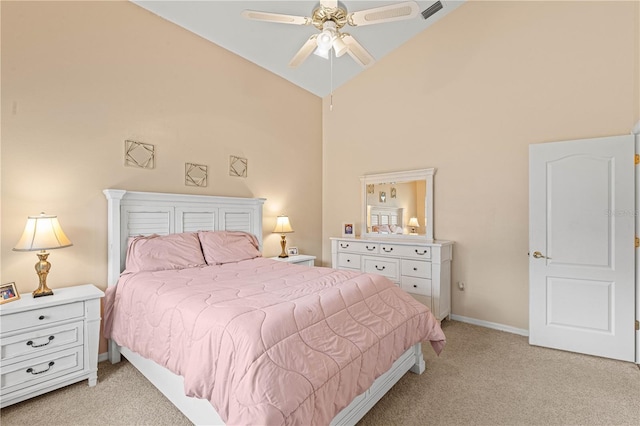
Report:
1,1,322,351
323,0,639,330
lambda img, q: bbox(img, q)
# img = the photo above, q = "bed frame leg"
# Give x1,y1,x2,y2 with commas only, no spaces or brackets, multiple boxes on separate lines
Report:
409,343,425,374
109,340,122,364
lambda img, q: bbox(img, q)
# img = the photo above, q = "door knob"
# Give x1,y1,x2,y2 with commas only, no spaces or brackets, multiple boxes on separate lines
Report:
532,251,550,259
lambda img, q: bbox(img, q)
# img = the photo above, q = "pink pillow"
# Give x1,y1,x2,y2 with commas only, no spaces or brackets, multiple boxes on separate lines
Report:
198,231,261,265
124,232,206,273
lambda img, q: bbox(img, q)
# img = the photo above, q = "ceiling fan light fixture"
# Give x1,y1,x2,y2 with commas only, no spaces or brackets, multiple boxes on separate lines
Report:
313,46,330,59
333,36,348,57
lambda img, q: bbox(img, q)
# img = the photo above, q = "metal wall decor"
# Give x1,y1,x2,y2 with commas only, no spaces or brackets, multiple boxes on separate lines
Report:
367,184,374,194
125,140,155,169
185,163,208,187
379,191,386,203
230,156,248,178
390,187,396,198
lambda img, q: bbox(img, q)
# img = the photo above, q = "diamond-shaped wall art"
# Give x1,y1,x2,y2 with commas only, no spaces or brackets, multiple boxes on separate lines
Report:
124,140,155,169
229,156,248,178
185,163,207,187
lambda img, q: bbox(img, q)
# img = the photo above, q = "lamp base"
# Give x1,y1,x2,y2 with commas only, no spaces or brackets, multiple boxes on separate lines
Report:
33,287,54,298
278,234,289,258
33,251,54,298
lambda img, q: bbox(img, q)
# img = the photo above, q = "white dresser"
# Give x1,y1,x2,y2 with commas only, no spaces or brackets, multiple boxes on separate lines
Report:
331,237,453,321
0,284,104,407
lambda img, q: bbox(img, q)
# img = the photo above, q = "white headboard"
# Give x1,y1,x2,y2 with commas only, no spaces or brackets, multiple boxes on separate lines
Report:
368,206,404,229
103,190,266,287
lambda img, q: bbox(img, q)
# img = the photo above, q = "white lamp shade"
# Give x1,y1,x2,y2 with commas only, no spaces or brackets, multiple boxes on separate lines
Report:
333,36,348,57
408,217,420,228
273,215,294,234
13,213,73,251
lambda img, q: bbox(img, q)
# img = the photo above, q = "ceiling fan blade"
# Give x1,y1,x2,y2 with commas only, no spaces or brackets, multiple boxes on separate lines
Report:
241,10,310,25
320,0,338,8
348,1,420,27
289,35,318,68
342,34,375,68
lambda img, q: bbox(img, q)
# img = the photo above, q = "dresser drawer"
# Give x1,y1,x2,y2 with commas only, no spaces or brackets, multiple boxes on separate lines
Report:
338,253,361,269
0,302,84,334
379,244,431,260
401,277,432,297
1,321,83,363
363,256,399,281
337,240,379,254
0,346,84,394
401,259,432,279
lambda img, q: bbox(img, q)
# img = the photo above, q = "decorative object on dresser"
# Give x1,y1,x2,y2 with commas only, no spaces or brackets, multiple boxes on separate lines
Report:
12,213,73,298
0,282,20,304
273,215,294,258
342,221,356,238
0,284,104,408
287,247,299,256
270,254,316,267
331,237,453,321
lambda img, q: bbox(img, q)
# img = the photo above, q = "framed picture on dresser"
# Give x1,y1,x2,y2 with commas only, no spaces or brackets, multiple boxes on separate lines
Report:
342,222,356,238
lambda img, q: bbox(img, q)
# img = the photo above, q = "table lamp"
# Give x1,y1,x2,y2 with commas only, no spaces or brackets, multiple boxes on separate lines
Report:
13,213,73,297
273,215,294,258
408,217,420,235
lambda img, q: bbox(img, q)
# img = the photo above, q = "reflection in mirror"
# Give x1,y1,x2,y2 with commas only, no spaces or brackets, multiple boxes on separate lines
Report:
361,169,435,240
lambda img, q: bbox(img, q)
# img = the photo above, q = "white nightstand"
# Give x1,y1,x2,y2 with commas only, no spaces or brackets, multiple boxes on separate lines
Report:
0,284,104,408
270,254,316,267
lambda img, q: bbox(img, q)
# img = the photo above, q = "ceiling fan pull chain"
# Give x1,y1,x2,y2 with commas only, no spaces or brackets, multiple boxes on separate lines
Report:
330,52,334,111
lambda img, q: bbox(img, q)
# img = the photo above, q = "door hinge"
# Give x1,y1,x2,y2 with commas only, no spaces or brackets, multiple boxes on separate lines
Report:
635,154,639,165
636,237,639,248
636,320,639,331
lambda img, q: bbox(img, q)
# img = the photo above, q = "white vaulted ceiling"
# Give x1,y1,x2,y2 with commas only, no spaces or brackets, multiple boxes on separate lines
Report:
132,1,464,97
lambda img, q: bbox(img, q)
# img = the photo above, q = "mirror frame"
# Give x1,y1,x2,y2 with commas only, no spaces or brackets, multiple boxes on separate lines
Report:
360,168,435,240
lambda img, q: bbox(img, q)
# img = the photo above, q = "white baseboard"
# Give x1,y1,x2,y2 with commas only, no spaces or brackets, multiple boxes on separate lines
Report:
98,352,109,363
450,314,529,337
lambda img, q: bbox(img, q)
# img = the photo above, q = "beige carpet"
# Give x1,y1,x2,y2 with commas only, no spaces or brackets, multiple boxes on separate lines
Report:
1,320,638,425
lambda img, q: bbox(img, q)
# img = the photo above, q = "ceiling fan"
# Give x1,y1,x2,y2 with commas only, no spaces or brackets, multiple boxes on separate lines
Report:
241,0,421,69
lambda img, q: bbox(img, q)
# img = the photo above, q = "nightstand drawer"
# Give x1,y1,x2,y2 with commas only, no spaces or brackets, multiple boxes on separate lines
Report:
338,253,361,269
1,321,84,362
401,259,431,279
0,346,84,394
401,277,432,297
0,302,84,334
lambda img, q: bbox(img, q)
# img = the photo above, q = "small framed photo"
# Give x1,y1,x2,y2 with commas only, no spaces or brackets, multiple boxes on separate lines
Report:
287,247,299,256
0,282,20,305
342,222,356,238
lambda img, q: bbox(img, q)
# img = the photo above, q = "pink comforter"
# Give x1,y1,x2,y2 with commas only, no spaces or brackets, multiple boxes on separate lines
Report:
104,258,445,425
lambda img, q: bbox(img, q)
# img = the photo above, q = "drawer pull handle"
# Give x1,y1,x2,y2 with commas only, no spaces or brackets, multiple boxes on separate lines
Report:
413,267,418,271
27,336,55,348
38,315,45,320
346,259,351,262
340,243,349,248
366,246,376,251
415,250,428,255
375,266,386,271
26,361,55,375
413,284,418,288
382,247,393,252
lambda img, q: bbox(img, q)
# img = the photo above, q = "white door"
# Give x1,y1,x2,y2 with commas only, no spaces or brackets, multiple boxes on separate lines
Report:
529,135,636,362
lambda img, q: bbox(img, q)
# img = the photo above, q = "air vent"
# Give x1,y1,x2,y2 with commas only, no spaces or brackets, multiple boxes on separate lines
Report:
421,1,443,20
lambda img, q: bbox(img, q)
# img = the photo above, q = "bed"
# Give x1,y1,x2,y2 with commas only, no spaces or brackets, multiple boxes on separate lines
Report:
103,190,445,425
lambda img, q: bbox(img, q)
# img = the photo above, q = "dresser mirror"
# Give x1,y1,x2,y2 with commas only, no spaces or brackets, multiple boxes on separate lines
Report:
360,168,434,240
